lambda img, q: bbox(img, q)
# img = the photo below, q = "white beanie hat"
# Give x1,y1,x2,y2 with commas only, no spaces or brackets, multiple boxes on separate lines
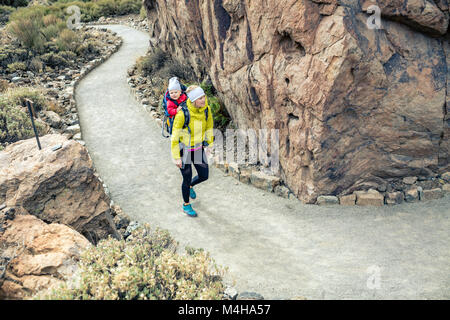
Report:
187,87,205,102
168,77,181,91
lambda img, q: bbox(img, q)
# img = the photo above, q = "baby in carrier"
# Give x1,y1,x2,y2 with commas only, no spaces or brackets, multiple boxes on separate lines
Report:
163,77,187,135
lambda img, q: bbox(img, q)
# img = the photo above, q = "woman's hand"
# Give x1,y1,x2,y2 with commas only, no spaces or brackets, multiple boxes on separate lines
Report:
175,158,182,168
176,106,182,113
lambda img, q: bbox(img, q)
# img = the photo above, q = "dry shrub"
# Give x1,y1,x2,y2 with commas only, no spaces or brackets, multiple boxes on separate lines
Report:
56,29,80,52
0,79,9,93
38,225,226,300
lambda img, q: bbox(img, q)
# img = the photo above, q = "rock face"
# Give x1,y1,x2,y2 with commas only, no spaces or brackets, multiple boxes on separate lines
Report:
0,134,120,242
145,0,449,203
0,214,90,299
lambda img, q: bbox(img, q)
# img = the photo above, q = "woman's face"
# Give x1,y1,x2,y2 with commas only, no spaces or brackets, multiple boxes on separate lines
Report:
194,95,206,108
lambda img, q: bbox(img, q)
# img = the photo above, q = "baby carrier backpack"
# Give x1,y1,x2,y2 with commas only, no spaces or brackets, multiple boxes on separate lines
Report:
161,84,209,139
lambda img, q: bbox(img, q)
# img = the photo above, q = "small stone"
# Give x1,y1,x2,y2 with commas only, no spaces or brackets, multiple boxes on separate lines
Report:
339,194,356,206
405,187,421,202
274,185,290,199
421,188,443,201
385,191,404,205
65,124,81,137
288,192,298,200
228,162,240,180
239,171,251,184
316,195,339,206
0,204,6,211
5,207,16,220
113,213,131,230
11,76,22,83
73,133,82,140
237,292,264,300
355,189,384,206
403,176,418,185
443,184,450,193
250,171,280,192
441,172,450,183
124,221,140,238
214,157,227,172
224,286,238,300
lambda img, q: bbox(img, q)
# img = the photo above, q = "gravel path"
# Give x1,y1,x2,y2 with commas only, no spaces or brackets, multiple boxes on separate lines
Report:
75,25,450,300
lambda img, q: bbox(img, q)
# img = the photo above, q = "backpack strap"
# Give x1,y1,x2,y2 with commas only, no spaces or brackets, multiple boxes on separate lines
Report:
180,102,191,134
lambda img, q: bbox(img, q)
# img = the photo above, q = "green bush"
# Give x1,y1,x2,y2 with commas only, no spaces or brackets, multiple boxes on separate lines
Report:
56,28,80,52
0,46,27,67
136,49,167,77
40,52,70,68
75,39,100,56
139,4,146,19
29,57,43,73
38,225,226,300
4,86,47,112
159,61,193,82
7,17,45,53
0,91,47,144
6,61,26,72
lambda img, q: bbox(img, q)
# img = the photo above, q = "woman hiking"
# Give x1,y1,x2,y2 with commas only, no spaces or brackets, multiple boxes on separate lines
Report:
170,84,214,217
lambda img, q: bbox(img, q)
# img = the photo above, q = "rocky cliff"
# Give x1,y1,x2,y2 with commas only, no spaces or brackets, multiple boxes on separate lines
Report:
144,0,449,203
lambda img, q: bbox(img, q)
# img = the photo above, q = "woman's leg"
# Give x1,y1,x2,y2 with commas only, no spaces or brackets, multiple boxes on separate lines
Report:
180,164,192,204
179,148,193,204
191,148,209,187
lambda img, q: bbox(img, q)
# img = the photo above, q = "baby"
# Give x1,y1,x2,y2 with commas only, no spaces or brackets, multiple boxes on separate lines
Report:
166,77,187,119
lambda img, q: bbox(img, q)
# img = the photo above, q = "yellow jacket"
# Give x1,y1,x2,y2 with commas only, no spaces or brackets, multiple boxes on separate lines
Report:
170,97,214,160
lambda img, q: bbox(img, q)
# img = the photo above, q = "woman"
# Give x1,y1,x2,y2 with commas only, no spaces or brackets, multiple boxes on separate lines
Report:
170,85,214,217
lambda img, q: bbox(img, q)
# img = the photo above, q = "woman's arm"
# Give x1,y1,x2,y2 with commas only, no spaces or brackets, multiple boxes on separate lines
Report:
171,111,185,160
204,105,214,147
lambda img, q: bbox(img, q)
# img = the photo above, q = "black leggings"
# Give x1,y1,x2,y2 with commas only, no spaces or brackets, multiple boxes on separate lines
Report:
180,147,209,203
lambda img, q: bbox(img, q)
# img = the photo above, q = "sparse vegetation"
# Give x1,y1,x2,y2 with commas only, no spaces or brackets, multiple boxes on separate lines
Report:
0,87,48,144
1,0,142,70
38,225,226,300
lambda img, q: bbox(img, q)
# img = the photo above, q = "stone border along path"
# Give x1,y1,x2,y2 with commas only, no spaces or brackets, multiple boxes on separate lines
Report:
75,25,450,300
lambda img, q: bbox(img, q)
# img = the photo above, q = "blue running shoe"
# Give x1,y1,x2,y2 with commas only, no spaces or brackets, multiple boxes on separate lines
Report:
189,187,197,199
183,204,197,217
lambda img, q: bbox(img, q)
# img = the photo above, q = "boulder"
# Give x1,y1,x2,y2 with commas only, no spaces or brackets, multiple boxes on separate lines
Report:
0,134,120,243
144,0,449,203
0,214,90,299
316,195,339,205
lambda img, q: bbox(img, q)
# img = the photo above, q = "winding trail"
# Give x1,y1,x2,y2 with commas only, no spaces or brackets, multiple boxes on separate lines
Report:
75,25,450,299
